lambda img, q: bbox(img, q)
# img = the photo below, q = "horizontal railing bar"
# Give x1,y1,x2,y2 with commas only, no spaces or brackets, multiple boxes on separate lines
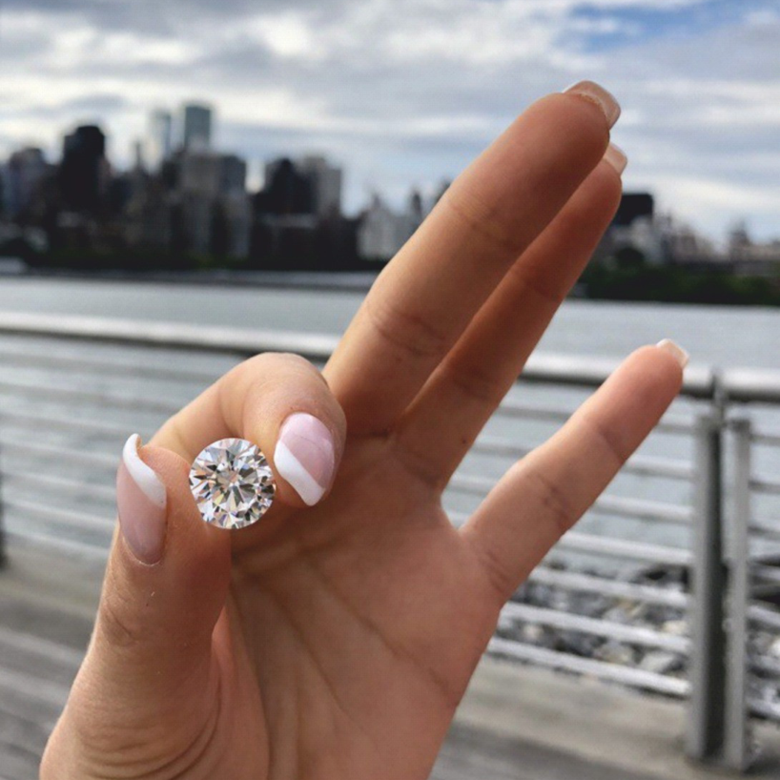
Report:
487,637,690,696
501,602,689,652
0,377,185,415
472,437,694,480
4,500,112,533
751,477,780,496
0,311,743,400
0,437,118,469
2,469,116,503
752,566,780,586
0,347,222,386
749,518,780,538
0,410,138,439
0,665,70,710
491,401,570,423
752,430,780,446
748,698,780,722
0,625,84,670
748,604,780,630
527,567,689,609
723,367,780,404
5,529,108,562
448,510,691,564
0,311,339,361
557,533,692,566
750,655,780,676
448,474,692,523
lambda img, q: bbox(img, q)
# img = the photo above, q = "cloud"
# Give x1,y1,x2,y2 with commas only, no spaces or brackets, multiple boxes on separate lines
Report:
0,0,777,239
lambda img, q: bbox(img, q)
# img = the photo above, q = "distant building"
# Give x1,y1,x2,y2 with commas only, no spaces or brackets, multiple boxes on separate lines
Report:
146,109,172,170
613,193,654,227
181,104,213,151
357,189,428,261
600,191,667,266
299,155,343,218
728,222,780,277
176,149,248,256
1,147,49,219
59,125,109,213
261,158,314,215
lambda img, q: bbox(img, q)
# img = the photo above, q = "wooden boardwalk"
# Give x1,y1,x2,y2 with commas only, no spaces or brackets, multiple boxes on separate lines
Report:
2,543,779,780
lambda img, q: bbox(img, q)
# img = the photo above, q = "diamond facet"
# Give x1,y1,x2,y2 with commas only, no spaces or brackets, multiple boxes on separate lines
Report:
189,438,276,529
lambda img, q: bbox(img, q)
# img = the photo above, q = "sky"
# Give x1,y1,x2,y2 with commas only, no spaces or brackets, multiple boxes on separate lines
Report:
0,0,779,241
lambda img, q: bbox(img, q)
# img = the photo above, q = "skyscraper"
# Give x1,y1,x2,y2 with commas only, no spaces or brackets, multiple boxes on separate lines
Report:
59,125,107,213
146,109,172,170
299,155,342,218
2,147,49,218
181,103,213,151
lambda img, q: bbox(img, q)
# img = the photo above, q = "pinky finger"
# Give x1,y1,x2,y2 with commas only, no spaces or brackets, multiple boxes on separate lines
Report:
461,341,688,603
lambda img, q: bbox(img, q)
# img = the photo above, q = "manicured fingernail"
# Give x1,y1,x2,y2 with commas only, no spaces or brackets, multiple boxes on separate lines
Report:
275,413,335,506
116,434,167,564
656,339,689,369
564,80,621,128
604,143,628,175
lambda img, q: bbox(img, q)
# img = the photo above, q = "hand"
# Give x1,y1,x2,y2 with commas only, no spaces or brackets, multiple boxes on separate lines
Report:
41,83,685,780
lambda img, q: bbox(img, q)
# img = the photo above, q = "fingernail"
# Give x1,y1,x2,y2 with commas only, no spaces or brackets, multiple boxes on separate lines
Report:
116,434,167,564
563,80,621,128
603,143,628,175
275,413,336,506
656,339,690,369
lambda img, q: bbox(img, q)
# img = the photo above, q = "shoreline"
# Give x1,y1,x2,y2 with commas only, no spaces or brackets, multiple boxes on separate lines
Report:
1,268,778,310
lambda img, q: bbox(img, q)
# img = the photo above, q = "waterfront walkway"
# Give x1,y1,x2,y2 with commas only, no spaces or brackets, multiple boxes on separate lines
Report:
2,544,779,779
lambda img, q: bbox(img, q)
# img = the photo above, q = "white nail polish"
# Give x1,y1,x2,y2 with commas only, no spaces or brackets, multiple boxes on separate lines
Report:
656,339,690,369
122,434,166,508
274,413,335,507
274,441,327,506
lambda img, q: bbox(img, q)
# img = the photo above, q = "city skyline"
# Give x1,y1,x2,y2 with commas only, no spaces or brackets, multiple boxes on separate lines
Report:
0,0,778,242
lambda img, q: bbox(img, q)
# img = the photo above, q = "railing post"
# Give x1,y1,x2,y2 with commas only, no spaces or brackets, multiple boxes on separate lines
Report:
724,416,752,771
686,413,726,762
0,443,6,569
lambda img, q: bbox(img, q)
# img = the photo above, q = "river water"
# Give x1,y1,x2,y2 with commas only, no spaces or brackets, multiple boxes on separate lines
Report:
0,275,776,561
0,276,776,369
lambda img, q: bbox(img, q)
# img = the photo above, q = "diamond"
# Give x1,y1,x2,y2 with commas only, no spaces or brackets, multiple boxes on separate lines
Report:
189,438,276,529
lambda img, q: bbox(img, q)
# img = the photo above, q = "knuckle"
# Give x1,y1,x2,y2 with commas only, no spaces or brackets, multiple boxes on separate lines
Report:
364,291,450,361
442,186,520,263
97,579,147,653
524,465,578,538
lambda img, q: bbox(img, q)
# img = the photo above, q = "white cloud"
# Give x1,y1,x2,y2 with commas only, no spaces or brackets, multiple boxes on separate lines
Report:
0,0,777,239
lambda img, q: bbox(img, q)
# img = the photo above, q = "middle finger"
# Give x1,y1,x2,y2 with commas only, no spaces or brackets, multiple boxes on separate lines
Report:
324,82,620,436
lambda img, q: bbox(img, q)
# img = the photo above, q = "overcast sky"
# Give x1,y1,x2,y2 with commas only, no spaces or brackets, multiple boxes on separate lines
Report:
1,0,778,240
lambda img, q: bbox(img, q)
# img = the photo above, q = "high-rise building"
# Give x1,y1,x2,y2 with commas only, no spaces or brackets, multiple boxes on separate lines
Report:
2,147,49,218
181,103,213,151
147,109,172,170
261,158,314,215
299,155,342,218
179,151,246,197
59,125,108,213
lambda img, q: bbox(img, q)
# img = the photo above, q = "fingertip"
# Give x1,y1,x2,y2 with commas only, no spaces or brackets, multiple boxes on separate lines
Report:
139,443,232,564
619,343,685,410
274,411,340,507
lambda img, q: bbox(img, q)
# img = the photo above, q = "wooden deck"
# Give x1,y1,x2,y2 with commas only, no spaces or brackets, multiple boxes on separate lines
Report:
2,542,779,780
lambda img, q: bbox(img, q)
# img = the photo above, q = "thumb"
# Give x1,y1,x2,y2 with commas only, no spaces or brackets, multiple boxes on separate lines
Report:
83,436,229,723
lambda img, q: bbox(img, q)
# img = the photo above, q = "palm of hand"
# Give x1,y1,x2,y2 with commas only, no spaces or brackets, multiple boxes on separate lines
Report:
222,439,498,780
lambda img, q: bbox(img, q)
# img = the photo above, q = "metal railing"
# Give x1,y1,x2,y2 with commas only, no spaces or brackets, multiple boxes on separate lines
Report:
0,310,777,771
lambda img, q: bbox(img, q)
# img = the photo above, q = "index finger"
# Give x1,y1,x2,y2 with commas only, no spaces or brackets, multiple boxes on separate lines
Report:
324,82,620,435
151,352,347,511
